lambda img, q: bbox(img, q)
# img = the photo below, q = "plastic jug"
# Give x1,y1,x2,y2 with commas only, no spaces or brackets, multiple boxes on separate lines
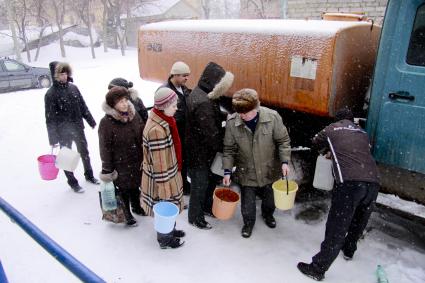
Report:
313,155,334,191
101,182,117,211
55,147,80,172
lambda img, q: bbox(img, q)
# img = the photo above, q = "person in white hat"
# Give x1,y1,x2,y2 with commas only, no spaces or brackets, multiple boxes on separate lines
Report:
140,87,186,249
160,61,192,196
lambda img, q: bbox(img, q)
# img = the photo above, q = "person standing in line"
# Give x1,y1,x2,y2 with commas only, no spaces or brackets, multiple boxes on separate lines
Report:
297,108,380,281
185,62,234,229
44,61,99,193
108,77,148,123
98,86,146,227
222,88,291,238
141,87,185,249
160,61,192,195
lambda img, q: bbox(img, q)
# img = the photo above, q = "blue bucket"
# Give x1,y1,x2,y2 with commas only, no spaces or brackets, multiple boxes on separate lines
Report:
153,202,179,233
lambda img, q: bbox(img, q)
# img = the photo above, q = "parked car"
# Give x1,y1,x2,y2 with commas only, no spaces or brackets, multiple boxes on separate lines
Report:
0,58,51,93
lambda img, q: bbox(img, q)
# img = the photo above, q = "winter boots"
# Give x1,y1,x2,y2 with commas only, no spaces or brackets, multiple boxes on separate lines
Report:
297,262,325,281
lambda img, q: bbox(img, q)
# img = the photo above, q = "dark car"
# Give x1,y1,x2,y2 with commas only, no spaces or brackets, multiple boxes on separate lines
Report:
0,57,51,93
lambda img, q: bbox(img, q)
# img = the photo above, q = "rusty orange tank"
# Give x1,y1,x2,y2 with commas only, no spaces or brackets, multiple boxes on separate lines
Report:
138,19,380,117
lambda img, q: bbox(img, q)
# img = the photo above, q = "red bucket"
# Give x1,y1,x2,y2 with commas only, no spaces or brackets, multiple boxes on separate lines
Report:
212,187,240,220
37,154,59,180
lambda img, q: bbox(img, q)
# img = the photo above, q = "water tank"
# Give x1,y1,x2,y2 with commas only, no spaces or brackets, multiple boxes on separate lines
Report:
138,19,380,117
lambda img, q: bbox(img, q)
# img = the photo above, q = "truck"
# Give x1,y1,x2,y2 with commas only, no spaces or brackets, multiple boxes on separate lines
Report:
137,0,425,207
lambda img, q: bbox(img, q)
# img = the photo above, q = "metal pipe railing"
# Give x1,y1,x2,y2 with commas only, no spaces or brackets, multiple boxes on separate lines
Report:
0,197,106,283
0,260,9,283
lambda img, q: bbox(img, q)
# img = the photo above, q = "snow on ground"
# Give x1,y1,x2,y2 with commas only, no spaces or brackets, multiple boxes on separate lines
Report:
0,43,424,283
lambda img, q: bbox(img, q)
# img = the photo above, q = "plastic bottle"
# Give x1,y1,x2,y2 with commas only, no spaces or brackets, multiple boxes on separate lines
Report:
101,182,117,211
376,265,389,283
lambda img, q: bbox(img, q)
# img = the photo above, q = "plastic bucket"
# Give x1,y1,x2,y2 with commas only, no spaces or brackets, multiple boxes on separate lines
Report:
153,202,179,234
313,155,334,191
272,178,298,210
212,187,240,220
37,154,59,180
55,147,80,172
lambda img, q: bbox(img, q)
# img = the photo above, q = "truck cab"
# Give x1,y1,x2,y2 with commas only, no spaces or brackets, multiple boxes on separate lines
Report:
366,0,425,203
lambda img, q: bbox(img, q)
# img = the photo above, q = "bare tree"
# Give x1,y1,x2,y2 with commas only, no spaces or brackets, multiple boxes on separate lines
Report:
51,0,67,57
11,0,32,62
31,0,50,61
247,0,266,18
101,0,109,52
71,0,96,59
5,0,22,61
201,0,211,19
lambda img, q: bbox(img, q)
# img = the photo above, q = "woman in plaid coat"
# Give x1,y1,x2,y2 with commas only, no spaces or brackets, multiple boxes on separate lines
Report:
141,87,185,249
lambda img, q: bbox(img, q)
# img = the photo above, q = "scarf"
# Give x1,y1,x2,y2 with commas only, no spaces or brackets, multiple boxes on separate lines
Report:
153,108,182,171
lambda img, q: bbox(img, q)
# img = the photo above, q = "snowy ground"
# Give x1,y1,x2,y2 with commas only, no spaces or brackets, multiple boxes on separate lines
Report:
0,44,424,283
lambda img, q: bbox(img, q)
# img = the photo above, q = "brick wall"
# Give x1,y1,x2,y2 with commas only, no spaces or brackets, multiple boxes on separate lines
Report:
287,0,388,24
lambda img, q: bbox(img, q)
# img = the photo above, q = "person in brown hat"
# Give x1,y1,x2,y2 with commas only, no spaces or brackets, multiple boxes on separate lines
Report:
222,88,291,238
98,86,146,226
141,87,185,249
160,61,192,195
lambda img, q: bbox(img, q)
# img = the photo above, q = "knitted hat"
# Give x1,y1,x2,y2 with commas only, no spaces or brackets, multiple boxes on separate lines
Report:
106,86,130,108
170,61,190,75
335,107,354,122
108,77,133,89
154,87,177,110
232,88,260,113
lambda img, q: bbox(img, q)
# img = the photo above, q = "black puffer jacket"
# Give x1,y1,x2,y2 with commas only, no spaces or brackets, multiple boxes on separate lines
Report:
98,101,144,190
44,62,96,145
185,62,234,169
160,79,191,144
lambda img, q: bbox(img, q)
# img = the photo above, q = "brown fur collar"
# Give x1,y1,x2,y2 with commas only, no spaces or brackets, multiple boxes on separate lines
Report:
207,71,234,100
102,100,136,123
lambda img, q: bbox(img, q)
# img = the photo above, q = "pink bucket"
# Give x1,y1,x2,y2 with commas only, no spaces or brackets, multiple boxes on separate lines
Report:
37,154,59,180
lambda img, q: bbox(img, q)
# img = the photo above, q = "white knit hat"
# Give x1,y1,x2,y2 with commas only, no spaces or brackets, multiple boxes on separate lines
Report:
170,61,190,75
154,87,177,110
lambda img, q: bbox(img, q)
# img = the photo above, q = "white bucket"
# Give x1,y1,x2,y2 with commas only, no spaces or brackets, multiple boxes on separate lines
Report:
313,155,334,191
55,147,80,172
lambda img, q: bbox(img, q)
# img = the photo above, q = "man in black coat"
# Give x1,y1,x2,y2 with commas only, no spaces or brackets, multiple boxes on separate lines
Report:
44,61,99,193
297,108,380,281
160,61,192,195
185,62,234,229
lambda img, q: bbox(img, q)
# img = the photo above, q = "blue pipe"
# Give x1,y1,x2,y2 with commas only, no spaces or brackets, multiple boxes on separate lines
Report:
0,260,8,283
0,197,106,283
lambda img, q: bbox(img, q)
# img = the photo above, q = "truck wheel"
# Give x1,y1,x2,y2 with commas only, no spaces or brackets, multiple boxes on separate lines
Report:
38,76,51,88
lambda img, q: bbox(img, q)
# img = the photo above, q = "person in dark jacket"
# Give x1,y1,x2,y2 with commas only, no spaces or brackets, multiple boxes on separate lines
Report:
297,108,380,281
186,62,234,229
44,61,99,193
160,61,192,195
98,86,146,226
108,78,148,123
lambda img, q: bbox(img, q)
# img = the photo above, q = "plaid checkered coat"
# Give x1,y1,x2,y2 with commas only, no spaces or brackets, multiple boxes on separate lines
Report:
140,111,184,217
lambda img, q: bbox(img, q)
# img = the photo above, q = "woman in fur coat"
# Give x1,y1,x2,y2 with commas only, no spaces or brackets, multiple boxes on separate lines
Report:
98,86,146,226
141,87,185,249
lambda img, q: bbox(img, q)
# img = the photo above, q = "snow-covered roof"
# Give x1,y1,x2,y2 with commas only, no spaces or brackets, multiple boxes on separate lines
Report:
140,19,374,36
132,0,182,17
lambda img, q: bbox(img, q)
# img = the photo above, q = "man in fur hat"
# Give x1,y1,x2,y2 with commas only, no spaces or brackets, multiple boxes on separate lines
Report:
185,61,234,229
44,61,99,193
222,88,291,238
160,61,192,195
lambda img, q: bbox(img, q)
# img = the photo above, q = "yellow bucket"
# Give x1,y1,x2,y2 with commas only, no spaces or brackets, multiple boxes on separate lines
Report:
272,178,298,210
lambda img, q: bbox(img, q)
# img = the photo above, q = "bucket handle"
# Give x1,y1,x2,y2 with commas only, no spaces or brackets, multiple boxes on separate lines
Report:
281,176,289,195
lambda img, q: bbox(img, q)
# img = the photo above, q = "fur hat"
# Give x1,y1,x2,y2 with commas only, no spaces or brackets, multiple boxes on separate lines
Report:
106,86,130,108
335,107,354,122
54,62,72,81
108,77,133,89
170,61,190,75
154,87,177,110
232,88,260,113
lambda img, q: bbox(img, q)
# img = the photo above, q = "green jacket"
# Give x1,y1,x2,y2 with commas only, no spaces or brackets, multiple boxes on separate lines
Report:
223,106,291,187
